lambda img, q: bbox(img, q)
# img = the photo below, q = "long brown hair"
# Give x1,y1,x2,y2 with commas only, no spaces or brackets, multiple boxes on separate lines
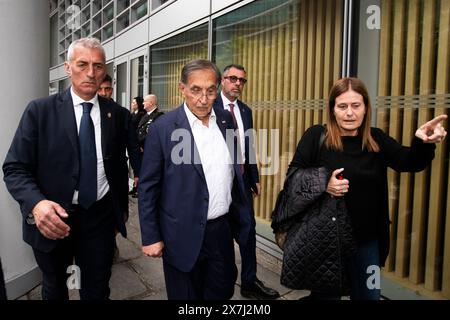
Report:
325,77,379,152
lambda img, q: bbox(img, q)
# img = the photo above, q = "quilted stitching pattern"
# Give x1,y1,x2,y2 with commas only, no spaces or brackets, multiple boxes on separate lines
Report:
281,195,355,294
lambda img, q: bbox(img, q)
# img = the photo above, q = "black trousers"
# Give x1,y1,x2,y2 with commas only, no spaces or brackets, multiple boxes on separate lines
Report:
32,193,115,300
237,181,257,287
163,214,237,300
0,258,6,300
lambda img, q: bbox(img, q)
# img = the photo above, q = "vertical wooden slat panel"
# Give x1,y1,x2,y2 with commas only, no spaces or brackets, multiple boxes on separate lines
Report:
253,21,265,217
437,0,450,299
313,0,325,125
426,0,449,292
288,1,300,166
279,14,292,196
256,23,272,218
418,0,438,291
304,0,316,129
377,0,392,132
378,0,394,271
403,0,423,284
296,0,308,141
322,0,334,115
389,0,407,278
332,0,343,87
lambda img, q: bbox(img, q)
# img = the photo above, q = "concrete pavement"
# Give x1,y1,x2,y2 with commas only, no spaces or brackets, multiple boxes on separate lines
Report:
20,196,309,300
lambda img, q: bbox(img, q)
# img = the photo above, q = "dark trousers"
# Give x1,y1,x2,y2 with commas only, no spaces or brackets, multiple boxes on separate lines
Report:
0,258,6,300
163,215,237,300
309,240,381,300
32,193,115,300
238,183,257,286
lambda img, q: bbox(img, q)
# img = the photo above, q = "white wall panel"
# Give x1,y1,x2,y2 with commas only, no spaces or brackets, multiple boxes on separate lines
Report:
149,0,210,42
115,20,149,58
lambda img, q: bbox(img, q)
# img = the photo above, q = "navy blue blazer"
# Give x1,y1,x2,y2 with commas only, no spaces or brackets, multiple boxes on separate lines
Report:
2,88,140,252
213,95,260,192
138,105,252,272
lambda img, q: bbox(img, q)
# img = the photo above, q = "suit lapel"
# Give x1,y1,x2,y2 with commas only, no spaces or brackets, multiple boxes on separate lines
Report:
59,89,79,155
174,105,206,183
237,100,248,130
99,97,112,159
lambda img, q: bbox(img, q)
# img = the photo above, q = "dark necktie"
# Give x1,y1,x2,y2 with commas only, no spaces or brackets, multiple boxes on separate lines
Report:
78,102,97,209
228,103,244,173
228,103,238,128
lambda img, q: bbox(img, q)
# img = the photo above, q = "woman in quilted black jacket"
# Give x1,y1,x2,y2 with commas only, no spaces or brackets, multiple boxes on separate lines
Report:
288,77,447,300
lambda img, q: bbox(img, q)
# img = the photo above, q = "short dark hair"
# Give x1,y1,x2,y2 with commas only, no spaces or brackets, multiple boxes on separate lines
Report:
102,74,112,84
223,64,246,76
180,59,221,85
134,96,144,112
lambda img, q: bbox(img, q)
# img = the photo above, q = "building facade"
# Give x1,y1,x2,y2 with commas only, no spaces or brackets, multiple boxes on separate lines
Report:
48,0,450,299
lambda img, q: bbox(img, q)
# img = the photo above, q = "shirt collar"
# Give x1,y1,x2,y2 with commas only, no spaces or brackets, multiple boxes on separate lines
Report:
70,87,99,107
221,92,237,109
183,103,216,128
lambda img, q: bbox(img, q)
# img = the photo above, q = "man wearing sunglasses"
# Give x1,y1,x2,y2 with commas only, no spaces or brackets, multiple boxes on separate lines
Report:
214,64,280,300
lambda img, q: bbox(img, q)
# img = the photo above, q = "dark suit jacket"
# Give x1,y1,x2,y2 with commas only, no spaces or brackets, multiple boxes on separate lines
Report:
213,95,259,192
2,88,139,252
137,108,164,148
138,105,252,272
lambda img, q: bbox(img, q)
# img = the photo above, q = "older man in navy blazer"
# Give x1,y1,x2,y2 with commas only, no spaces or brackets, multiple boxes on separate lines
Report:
3,38,140,300
138,60,251,300
214,64,280,299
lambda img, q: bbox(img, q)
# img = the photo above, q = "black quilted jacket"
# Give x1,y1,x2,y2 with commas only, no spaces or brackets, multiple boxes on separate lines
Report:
272,167,356,295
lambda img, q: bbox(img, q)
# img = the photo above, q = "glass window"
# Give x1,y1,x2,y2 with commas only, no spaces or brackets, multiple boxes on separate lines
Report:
356,0,450,298
151,0,171,11
149,23,208,111
213,0,344,224
131,55,145,102
50,13,59,67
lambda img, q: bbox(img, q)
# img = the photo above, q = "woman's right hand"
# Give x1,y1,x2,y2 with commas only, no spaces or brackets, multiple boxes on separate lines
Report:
326,168,349,197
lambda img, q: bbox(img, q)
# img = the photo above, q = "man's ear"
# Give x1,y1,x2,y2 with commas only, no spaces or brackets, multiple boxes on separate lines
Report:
64,62,71,76
178,82,185,97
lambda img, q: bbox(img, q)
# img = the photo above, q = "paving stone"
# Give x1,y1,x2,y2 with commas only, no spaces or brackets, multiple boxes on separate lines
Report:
130,256,166,292
115,234,142,262
109,263,149,300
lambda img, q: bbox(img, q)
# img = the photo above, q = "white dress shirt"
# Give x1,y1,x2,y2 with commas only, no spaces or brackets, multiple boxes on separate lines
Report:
184,104,234,220
70,88,109,204
221,92,245,163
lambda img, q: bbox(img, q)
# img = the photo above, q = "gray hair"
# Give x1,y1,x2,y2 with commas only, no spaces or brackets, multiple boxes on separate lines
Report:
180,59,221,85
67,37,105,62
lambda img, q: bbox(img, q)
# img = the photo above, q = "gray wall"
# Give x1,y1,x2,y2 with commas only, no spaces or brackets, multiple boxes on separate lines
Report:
0,0,49,299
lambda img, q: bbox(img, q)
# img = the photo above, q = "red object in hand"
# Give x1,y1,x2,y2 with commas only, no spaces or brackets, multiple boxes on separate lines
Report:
337,173,344,180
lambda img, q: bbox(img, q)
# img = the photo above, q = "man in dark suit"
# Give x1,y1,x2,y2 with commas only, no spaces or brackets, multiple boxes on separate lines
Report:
137,94,164,150
2,37,140,300
138,59,252,300
214,64,280,300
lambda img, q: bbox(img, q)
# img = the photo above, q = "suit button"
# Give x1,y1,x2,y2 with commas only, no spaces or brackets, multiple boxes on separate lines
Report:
204,197,208,202
200,222,205,228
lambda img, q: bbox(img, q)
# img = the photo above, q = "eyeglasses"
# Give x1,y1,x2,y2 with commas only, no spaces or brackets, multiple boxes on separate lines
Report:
224,76,247,84
189,87,218,99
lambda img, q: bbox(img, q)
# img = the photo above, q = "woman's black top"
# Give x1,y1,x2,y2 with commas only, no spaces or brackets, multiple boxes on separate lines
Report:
290,125,435,264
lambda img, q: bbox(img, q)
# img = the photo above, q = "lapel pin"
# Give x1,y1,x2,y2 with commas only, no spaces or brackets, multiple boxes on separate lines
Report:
107,112,112,118
222,120,226,124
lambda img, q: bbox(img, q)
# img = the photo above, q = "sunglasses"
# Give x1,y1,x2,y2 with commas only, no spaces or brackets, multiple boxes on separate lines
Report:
224,76,247,84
